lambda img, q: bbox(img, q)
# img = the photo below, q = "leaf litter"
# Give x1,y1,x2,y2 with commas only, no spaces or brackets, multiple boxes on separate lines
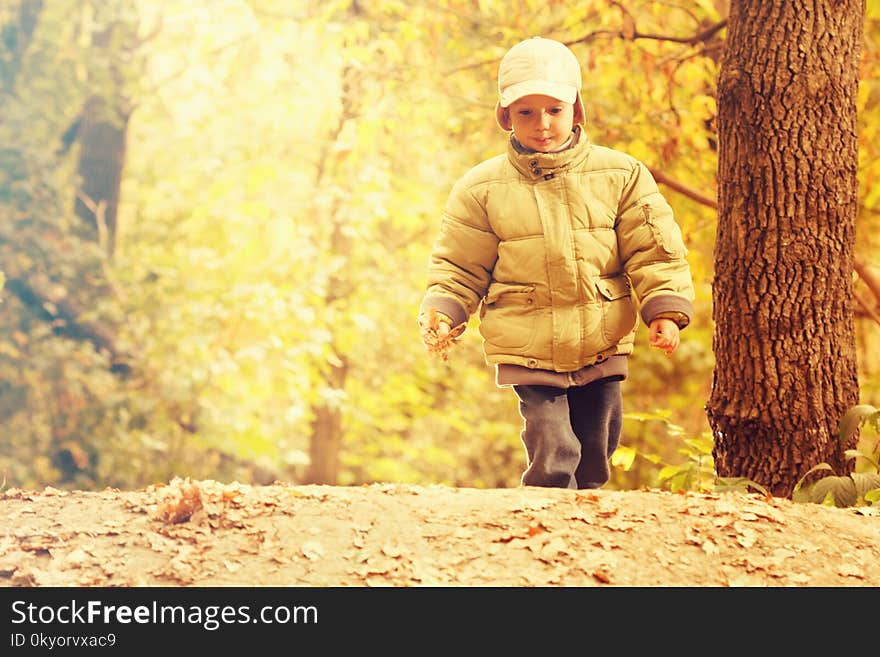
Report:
1,481,880,586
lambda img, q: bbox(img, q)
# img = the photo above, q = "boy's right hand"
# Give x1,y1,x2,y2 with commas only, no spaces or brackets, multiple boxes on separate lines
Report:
648,317,680,356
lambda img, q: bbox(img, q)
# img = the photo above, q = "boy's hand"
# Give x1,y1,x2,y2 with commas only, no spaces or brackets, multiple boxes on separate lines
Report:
419,309,464,360
649,318,680,356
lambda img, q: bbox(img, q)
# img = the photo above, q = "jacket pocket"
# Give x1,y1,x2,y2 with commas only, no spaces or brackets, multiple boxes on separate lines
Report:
596,275,637,345
479,283,537,350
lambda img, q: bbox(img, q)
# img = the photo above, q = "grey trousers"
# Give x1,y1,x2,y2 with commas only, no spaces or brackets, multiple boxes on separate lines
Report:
513,378,623,489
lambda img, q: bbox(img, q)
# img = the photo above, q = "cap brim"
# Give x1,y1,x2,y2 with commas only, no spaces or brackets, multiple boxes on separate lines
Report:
499,80,578,108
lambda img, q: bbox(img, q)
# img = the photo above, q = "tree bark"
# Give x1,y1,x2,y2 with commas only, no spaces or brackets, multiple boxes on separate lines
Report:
707,0,864,497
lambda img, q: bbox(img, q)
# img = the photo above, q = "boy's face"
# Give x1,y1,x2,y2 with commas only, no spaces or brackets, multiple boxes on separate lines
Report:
506,94,576,153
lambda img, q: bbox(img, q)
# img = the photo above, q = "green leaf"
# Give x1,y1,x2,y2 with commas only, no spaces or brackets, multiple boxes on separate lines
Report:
793,462,834,497
853,472,880,502
845,448,880,470
838,404,880,441
809,476,857,507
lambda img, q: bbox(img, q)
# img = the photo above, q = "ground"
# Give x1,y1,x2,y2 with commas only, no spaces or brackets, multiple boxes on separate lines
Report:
2,478,879,587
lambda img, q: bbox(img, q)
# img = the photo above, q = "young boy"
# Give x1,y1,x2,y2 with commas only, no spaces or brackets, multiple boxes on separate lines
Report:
419,37,695,489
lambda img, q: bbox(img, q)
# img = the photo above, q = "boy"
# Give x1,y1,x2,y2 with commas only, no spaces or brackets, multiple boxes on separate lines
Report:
419,37,694,489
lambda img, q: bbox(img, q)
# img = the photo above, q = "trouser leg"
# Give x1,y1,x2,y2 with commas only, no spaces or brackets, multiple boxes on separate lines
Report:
513,385,581,489
569,378,623,489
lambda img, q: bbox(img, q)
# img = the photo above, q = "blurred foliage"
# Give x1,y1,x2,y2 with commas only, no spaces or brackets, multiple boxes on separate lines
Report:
0,0,878,493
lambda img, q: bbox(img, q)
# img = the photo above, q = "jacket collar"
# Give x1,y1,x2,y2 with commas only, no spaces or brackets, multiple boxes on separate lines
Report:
507,125,591,180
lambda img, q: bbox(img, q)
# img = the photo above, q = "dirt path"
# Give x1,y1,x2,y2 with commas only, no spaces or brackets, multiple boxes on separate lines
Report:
2,478,879,587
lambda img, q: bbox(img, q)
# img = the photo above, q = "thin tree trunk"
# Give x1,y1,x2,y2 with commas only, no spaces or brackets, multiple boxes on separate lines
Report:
304,356,349,485
74,95,128,257
302,59,361,485
707,0,864,497
0,0,43,91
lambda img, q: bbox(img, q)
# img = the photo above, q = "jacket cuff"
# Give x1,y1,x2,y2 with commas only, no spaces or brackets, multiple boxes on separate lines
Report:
419,294,469,328
640,295,694,329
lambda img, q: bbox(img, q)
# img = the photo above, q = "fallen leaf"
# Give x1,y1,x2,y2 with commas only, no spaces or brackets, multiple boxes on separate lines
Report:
727,573,764,587
838,563,864,579
452,526,475,539
538,536,570,561
154,478,203,524
714,498,740,515
769,547,796,562
381,544,402,558
606,517,641,531
741,504,785,523
62,547,91,567
526,522,548,537
733,522,758,548
302,541,325,560
568,513,595,525
42,487,67,497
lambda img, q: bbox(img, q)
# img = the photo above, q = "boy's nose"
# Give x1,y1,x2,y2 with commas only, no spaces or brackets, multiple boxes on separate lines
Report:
539,112,551,128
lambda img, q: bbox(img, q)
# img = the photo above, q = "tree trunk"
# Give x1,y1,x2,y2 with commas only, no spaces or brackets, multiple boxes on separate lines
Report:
707,0,864,497
304,356,349,485
0,0,43,91
303,211,353,485
302,62,361,485
74,95,128,257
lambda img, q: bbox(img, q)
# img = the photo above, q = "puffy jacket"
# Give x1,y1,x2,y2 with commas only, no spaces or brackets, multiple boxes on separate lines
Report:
420,126,695,381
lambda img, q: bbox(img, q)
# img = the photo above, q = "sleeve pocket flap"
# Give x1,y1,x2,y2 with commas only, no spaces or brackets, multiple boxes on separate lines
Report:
596,276,631,301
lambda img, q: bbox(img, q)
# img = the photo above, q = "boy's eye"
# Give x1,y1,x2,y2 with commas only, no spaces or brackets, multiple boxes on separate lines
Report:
518,109,532,116
549,107,562,114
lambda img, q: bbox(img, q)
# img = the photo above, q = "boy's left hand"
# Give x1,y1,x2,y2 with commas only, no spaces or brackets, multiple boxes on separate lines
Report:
649,318,680,356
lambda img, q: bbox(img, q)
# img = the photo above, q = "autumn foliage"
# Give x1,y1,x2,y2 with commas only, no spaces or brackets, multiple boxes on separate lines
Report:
0,1,879,493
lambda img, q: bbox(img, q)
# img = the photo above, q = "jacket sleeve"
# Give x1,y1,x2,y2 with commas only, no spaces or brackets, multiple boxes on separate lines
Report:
615,161,695,328
419,176,499,328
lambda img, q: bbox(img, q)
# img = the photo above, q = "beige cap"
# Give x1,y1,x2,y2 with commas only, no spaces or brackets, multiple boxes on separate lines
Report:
495,37,585,131
497,37,582,108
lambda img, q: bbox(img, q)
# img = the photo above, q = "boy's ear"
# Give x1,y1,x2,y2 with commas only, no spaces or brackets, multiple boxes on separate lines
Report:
495,103,512,131
573,93,585,126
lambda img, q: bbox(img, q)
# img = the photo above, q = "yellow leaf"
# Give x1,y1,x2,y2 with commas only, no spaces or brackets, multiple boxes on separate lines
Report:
611,445,636,471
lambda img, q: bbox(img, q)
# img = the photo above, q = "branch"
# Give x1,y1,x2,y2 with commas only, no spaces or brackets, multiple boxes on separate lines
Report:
648,167,717,209
626,19,727,46
445,14,728,77
5,274,132,373
855,258,880,301
604,1,727,45
854,287,880,327
854,258,880,327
